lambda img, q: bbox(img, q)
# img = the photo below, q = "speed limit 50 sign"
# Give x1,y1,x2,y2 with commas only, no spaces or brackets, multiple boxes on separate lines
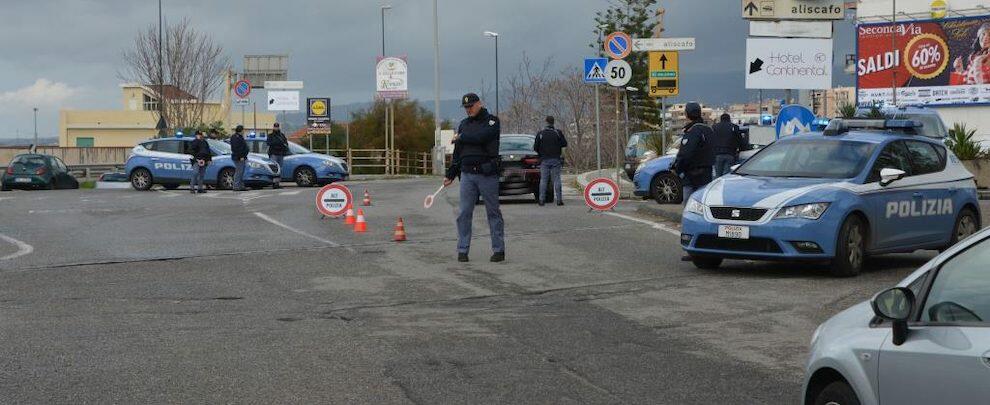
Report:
606,59,632,87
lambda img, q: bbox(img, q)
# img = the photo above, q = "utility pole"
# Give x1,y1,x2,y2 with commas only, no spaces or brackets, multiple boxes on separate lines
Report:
484,32,500,116
156,0,167,137
33,107,38,147
891,0,898,106
381,4,392,175
432,0,442,175
595,25,606,173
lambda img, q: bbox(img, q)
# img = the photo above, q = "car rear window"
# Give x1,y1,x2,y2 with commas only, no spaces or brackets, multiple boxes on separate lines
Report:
500,136,535,152
12,155,47,167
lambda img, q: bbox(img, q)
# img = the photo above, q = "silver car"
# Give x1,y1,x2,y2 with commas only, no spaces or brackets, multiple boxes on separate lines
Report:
803,226,990,405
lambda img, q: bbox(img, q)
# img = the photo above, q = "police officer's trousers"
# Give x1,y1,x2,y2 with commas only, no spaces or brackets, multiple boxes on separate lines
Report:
457,172,505,255
190,162,207,191
233,159,247,190
270,155,285,186
539,158,563,203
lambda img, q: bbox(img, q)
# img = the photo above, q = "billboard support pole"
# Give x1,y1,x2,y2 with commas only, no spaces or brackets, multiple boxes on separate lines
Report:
891,0,898,106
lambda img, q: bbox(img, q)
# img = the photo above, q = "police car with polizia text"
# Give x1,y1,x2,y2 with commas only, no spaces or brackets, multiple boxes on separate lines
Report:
244,133,348,187
125,134,280,191
680,119,981,277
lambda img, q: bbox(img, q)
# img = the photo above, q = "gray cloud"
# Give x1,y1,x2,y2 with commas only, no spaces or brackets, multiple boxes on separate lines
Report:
0,0,855,139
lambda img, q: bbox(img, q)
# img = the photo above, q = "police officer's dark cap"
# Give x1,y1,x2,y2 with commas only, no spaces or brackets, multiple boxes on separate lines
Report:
461,93,480,107
235,125,244,132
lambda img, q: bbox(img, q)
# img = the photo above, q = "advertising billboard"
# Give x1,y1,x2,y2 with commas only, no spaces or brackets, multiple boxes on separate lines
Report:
376,56,408,100
856,15,990,107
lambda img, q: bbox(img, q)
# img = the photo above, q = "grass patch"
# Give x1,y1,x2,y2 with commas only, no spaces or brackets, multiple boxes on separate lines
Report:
80,181,96,189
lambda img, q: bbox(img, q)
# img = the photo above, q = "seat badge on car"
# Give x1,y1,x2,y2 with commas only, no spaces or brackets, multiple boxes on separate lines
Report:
731,209,741,218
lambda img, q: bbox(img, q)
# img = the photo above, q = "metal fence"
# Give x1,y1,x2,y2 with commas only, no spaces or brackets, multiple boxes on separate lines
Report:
326,149,434,175
0,147,132,166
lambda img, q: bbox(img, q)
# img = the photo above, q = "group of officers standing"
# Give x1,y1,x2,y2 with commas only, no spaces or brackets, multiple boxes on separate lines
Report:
672,102,749,202
185,123,290,193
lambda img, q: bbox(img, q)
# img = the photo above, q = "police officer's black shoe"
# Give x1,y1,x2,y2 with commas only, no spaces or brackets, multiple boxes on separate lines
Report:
538,201,545,206
458,253,469,262
556,201,564,206
490,252,505,263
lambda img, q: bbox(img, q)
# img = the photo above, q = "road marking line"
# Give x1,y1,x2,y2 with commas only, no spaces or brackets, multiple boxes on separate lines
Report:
279,190,302,196
253,212,341,247
604,212,680,236
0,233,34,260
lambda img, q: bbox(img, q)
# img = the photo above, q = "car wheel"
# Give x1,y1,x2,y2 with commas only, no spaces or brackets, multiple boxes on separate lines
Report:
813,380,860,405
832,215,866,277
295,167,316,187
163,184,179,190
130,168,153,191
651,172,682,205
217,168,235,190
691,255,722,270
948,207,979,247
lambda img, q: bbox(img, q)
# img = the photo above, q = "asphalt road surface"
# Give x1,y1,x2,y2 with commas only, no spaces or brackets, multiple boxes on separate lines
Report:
0,179,959,404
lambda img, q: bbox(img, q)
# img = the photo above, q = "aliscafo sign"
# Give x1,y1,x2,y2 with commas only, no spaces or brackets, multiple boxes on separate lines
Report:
742,0,844,20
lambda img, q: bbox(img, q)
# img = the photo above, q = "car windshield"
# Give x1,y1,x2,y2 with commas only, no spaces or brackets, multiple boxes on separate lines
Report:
626,132,656,158
208,139,231,155
500,136,534,152
12,155,46,167
735,139,876,179
288,142,310,154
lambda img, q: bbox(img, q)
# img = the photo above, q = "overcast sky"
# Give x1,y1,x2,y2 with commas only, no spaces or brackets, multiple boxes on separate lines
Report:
0,0,855,139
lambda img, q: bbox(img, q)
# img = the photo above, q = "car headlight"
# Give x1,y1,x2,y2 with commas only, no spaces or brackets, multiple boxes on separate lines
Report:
773,202,830,220
685,198,707,216
247,161,263,169
322,160,341,170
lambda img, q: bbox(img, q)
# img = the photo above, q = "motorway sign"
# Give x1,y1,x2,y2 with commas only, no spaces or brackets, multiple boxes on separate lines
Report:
742,0,844,20
605,60,632,87
316,184,352,217
584,58,608,84
604,32,632,60
632,37,696,52
234,79,251,99
648,51,679,98
775,105,816,139
745,38,832,90
584,178,619,211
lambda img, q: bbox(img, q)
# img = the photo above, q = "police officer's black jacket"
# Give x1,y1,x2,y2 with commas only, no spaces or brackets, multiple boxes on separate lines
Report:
710,119,745,156
190,138,212,162
673,120,715,174
447,108,500,179
534,126,567,159
266,130,289,156
230,133,249,160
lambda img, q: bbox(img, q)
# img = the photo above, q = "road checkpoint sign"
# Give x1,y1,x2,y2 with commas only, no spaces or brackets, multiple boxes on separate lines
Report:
741,0,844,20
632,37,696,52
604,32,632,60
584,58,608,84
584,178,620,212
648,51,679,97
316,184,353,217
605,59,632,87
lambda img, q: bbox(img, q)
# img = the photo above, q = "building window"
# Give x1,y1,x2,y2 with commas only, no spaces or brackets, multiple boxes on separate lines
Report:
76,137,95,147
143,94,159,111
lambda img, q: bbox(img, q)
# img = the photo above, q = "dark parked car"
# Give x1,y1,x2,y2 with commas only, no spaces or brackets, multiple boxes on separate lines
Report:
498,134,553,203
1,154,79,191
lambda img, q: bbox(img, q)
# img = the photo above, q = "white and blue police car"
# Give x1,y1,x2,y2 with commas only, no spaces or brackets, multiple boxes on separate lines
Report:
681,119,981,277
244,134,349,187
125,135,280,191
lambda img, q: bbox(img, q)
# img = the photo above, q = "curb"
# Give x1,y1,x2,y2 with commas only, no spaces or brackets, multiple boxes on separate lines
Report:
635,203,683,224
576,169,637,199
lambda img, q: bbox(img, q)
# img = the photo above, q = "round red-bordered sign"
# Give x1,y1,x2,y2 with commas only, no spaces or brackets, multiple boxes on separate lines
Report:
584,178,620,211
316,184,352,217
604,32,632,60
234,79,252,99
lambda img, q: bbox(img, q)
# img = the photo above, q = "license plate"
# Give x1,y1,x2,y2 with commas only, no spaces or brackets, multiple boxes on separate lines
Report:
15,177,31,183
718,225,750,239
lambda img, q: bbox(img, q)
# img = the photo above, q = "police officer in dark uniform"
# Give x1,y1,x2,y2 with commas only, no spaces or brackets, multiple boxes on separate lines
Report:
672,102,715,204
444,93,505,263
711,113,747,177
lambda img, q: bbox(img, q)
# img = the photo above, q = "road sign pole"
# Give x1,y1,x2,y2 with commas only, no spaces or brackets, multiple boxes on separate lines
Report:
241,105,245,126
660,97,666,153
594,84,601,173
614,89,621,198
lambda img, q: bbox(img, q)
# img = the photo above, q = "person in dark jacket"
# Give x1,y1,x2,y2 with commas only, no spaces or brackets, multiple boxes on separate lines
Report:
444,93,505,263
266,122,289,189
533,116,567,206
229,125,249,191
189,130,211,194
711,113,746,177
672,102,715,204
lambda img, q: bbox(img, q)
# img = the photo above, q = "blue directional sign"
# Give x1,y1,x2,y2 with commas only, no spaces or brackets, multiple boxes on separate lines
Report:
584,58,608,84
775,105,816,139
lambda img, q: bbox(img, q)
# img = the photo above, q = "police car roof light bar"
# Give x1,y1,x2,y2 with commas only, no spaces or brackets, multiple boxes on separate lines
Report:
823,119,923,136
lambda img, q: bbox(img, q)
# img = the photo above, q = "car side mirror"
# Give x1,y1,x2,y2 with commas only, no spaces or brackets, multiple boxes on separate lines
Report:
871,287,915,345
879,168,906,187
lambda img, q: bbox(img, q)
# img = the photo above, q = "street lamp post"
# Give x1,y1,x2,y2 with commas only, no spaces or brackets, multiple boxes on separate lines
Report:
381,5,391,56
432,0,442,175
33,108,38,147
381,4,392,174
484,31,499,116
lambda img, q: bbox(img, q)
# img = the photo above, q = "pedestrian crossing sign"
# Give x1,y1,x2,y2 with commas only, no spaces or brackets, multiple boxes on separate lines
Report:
584,58,608,84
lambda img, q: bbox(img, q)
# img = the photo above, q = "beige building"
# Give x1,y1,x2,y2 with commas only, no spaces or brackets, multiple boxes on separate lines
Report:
811,87,856,118
59,81,276,147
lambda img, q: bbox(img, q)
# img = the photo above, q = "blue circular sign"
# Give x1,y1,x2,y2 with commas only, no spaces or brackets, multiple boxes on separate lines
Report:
234,80,251,98
775,105,817,139
604,32,631,60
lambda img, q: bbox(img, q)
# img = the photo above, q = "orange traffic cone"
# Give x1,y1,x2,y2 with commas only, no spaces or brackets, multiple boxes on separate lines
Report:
393,217,407,242
344,204,355,226
362,189,372,206
354,209,368,233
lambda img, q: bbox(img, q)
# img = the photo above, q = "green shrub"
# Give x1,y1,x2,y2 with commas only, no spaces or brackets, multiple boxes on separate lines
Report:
945,123,984,161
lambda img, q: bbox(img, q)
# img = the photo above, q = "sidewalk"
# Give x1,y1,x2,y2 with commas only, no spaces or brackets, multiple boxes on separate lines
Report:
575,169,636,199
